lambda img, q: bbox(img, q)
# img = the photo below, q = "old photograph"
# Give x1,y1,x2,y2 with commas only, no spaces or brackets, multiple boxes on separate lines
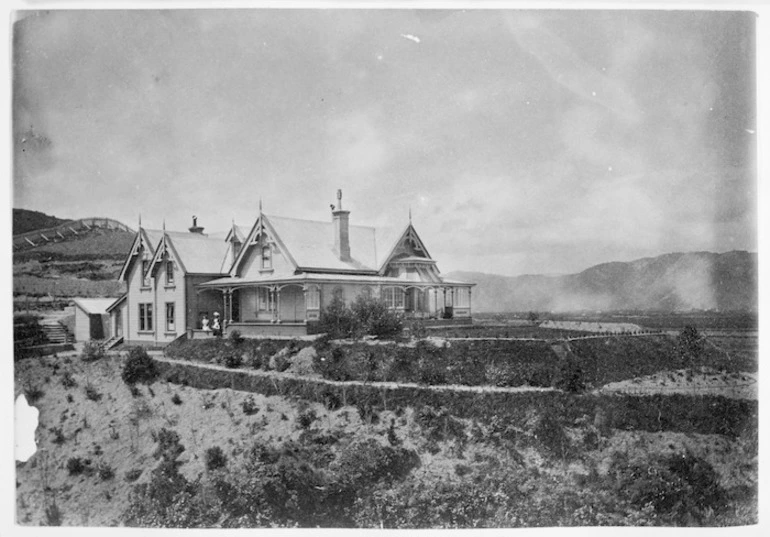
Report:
11,7,758,529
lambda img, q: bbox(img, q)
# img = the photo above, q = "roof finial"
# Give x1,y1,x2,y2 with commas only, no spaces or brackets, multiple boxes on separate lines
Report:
162,218,166,232
259,197,263,215
138,214,142,229
409,206,412,223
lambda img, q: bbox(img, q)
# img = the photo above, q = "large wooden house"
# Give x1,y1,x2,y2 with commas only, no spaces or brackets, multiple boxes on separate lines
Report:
109,191,474,345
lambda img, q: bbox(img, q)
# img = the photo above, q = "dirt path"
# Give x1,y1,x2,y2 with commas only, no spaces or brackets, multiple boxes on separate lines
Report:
152,354,557,395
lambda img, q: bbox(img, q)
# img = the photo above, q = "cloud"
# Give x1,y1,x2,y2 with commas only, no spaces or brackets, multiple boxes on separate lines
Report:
504,12,641,122
326,110,389,177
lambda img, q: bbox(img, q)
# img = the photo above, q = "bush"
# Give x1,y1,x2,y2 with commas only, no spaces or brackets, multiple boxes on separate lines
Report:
84,384,102,402
24,384,44,403
297,408,318,430
205,446,228,471
50,427,66,445
228,330,244,346
98,463,115,481
66,457,90,476
241,396,259,416
554,355,587,393
61,370,77,389
122,346,158,385
351,294,403,339
80,341,105,362
611,450,728,524
318,295,357,339
153,428,185,461
171,393,183,405
223,354,243,369
125,468,143,482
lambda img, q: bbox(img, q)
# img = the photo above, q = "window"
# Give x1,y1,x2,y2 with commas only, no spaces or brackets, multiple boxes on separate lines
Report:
139,303,153,331
360,286,373,299
141,260,150,287
166,260,174,285
306,286,320,310
257,287,271,311
383,288,404,309
165,302,175,332
455,288,469,308
261,246,272,270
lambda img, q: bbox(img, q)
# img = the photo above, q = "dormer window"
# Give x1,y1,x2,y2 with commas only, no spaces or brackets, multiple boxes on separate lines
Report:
261,245,272,270
166,260,174,285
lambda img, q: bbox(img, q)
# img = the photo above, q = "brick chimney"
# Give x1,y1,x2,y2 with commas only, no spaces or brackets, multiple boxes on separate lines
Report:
188,215,205,234
332,189,350,261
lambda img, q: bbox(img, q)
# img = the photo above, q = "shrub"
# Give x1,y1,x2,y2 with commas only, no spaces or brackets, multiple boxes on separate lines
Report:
318,294,357,339
43,501,62,526
125,468,143,482
242,396,259,416
321,390,342,411
122,346,158,385
297,409,318,430
554,355,587,393
228,330,244,346
80,341,105,362
84,384,102,402
61,370,77,389
66,457,90,476
153,428,185,461
205,446,228,471
97,463,115,481
223,353,243,369
171,393,183,405
611,450,728,524
273,353,291,373
25,384,44,403
50,427,65,445
351,294,403,339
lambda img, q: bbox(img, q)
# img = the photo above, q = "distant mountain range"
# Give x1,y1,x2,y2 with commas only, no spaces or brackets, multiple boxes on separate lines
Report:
13,208,70,235
446,251,757,313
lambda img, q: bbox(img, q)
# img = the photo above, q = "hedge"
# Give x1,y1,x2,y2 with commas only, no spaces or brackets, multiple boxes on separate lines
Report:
153,358,756,439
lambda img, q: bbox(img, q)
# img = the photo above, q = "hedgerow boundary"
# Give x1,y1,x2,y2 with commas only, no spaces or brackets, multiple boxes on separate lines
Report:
152,356,756,439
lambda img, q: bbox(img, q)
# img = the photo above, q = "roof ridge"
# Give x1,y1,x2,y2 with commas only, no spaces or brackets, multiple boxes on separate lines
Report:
266,213,378,232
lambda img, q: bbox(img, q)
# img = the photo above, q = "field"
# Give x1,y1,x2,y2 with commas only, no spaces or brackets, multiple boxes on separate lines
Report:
14,309,758,528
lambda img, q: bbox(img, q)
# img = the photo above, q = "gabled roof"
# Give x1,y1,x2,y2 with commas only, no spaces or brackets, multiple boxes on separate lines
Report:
121,227,232,280
73,298,118,315
118,228,164,281
153,231,231,275
230,215,434,276
266,215,383,272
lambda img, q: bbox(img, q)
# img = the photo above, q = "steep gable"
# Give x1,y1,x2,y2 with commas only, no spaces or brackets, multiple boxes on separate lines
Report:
118,228,163,282
378,223,434,272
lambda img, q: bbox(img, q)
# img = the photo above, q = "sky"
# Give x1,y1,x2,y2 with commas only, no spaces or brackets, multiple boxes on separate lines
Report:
12,8,757,276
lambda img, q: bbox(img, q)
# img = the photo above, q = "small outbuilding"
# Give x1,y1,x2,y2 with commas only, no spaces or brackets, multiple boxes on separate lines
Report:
73,298,115,341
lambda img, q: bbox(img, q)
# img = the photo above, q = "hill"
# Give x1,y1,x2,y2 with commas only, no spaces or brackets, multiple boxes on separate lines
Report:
13,208,70,235
447,251,757,313
13,209,135,299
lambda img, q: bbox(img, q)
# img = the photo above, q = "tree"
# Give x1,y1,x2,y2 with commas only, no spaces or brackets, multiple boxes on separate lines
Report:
677,325,703,366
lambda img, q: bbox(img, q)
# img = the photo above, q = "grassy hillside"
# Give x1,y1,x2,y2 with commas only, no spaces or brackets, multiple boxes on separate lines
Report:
15,344,757,527
13,208,70,235
13,227,134,299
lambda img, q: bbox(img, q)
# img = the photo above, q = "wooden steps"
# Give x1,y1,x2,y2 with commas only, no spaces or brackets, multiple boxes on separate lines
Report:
39,319,74,344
